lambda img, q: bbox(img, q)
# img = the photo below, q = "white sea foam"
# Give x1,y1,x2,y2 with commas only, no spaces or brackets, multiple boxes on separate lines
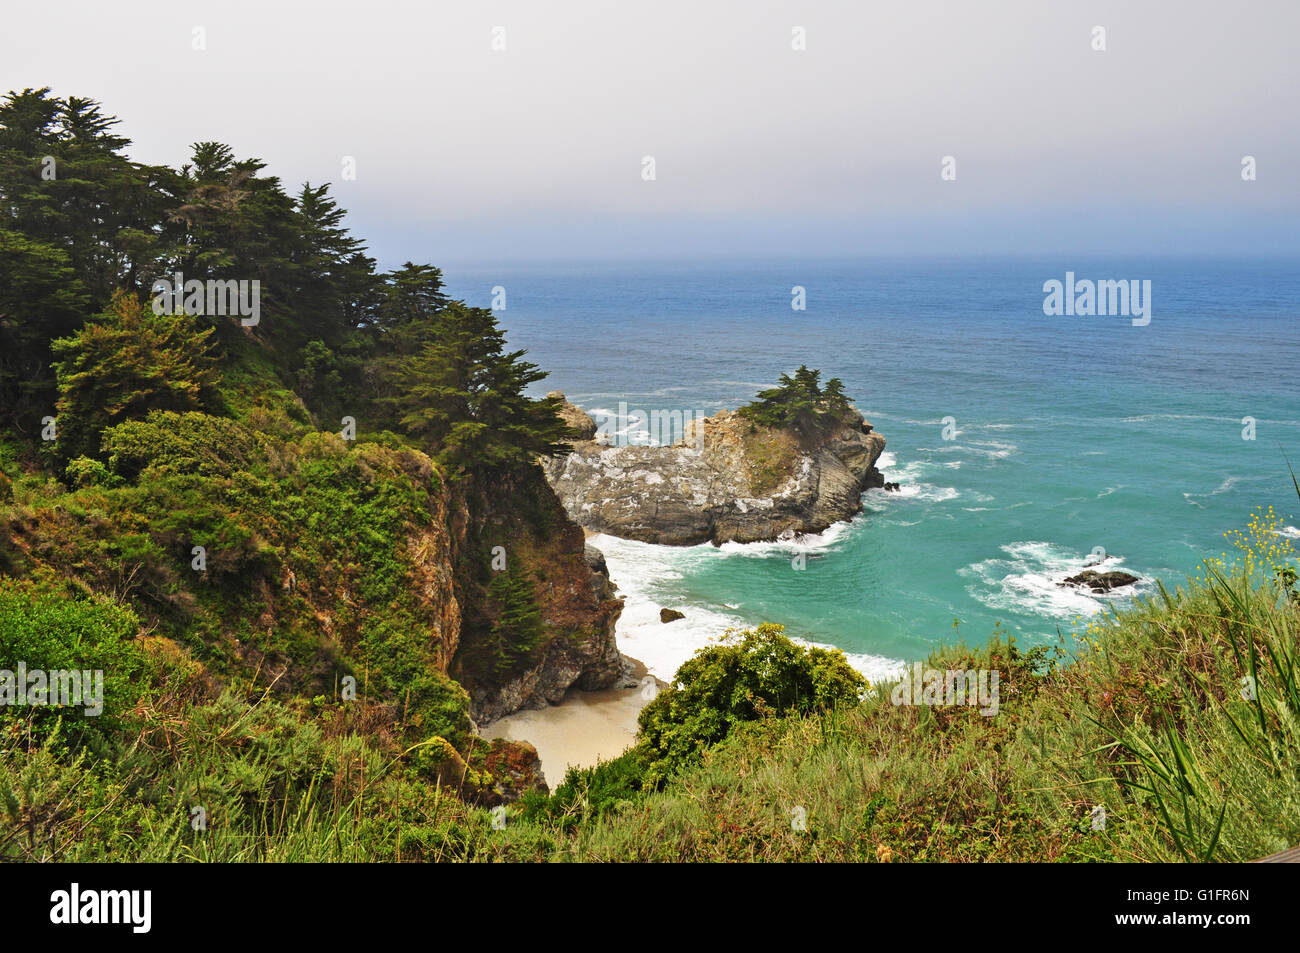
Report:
714,519,855,558
588,533,737,681
1211,476,1240,495
870,453,961,504
1064,485,1125,504
959,541,1141,620
1122,413,1300,427
1183,475,1244,505
589,532,904,684
859,412,949,427
869,482,959,503
916,440,1018,460
582,406,655,445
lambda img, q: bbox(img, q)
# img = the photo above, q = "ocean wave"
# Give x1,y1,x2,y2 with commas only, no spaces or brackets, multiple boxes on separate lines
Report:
587,533,741,681
580,407,672,447
915,440,1018,460
868,482,960,503
959,541,1141,620
1121,413,1300,427
859,412,949,427
1063,485,1125,503
589,532,905,683
699,380,772,390
713,520,857,558
878,452,951,491
1183,476,1244,502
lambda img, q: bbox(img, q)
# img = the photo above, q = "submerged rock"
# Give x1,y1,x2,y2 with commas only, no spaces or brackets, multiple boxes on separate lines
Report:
1059,569,1140,593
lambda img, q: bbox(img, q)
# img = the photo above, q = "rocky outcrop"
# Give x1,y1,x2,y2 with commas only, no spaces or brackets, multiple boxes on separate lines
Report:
540,395,887,546
549,390,597,440
660,608,685,624
1059,570,1140,593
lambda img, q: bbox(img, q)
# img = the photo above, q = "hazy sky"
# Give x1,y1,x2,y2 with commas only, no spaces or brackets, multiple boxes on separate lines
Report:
3,0,1297,265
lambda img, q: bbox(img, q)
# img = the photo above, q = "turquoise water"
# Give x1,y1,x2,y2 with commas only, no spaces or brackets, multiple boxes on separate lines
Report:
445,257,1300,674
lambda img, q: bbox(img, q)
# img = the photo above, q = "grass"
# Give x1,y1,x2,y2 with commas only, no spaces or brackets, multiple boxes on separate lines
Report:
739,425,801,496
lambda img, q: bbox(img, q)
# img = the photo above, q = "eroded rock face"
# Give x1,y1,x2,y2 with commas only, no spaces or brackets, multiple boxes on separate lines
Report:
541,396,887,546
452,468,626,724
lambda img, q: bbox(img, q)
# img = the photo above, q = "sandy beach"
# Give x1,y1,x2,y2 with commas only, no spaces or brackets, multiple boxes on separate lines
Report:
481,657,664,788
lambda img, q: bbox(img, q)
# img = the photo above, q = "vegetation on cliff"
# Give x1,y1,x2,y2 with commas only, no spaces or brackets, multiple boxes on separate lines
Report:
9,507,1293,861
0,87,616,856
737,364,854,437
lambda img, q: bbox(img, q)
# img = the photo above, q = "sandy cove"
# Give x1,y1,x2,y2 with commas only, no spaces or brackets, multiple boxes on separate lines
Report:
480,655,664,788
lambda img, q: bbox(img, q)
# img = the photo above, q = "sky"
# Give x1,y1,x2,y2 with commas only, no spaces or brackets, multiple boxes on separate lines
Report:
3,0,1297,266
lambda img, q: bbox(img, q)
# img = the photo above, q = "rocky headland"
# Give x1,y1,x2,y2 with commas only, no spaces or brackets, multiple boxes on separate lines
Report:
541,393,888,546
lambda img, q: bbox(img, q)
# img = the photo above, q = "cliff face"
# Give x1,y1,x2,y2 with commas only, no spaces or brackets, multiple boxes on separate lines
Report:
449,467,627,724
541,398,886,546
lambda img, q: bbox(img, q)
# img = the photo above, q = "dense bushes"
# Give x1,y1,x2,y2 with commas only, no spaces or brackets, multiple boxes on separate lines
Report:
635,623,866,785
0,578,146,740
102,411,266,481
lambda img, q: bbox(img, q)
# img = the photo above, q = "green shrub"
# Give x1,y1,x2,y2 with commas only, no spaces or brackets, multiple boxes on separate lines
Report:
356,616,471,746
521,749,649,828
64,455,114,488
636,622,866,784
103,411,265,481
0,579,145,740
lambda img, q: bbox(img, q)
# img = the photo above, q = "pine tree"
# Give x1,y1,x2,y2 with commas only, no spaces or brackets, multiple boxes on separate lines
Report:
376,296,571,476
0,229,90,425
486,567,545,674
51,290,221,462
738,367,855,435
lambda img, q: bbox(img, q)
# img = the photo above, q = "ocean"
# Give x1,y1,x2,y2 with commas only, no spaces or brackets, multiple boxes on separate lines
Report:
443,256,1300,682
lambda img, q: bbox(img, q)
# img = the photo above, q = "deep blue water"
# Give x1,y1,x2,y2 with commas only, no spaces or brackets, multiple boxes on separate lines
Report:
444,257,1299,676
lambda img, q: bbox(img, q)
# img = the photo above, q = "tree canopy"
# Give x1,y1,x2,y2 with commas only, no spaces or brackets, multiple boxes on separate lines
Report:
0,87,569,481
737,364,855,435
